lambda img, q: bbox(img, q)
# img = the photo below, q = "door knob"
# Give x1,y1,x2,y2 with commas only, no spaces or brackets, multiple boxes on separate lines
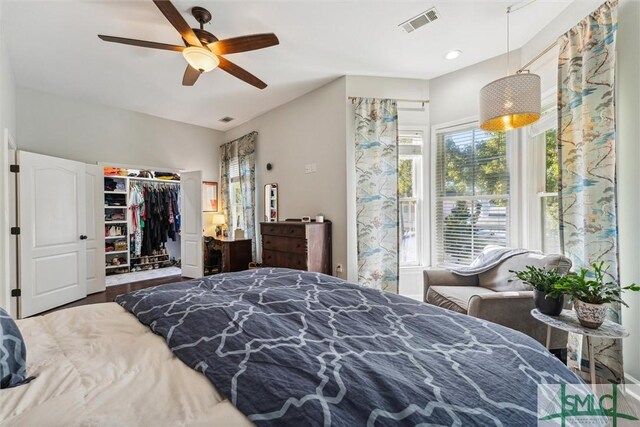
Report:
79,235,88,240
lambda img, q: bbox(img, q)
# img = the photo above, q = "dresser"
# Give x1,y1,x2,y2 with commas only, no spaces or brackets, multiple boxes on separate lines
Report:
260,221,332,274
204,237,252,274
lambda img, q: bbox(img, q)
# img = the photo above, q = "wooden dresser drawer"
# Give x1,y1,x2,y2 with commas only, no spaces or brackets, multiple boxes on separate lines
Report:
278,252,307,270
263,236,306,253
262,249,278,266
261,223,305,239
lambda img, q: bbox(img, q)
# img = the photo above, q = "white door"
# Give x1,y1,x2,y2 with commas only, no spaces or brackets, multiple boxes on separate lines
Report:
86,164,105,294
18,151,87,317
180,170,203,278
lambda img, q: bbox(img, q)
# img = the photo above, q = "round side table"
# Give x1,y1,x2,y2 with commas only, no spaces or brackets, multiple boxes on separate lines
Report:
531,308,629,390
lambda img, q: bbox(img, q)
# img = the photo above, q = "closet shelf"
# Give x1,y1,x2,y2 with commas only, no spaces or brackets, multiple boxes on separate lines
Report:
105,265,128,270
131,261,172,268
105,220,126,224
130,254,169,260
104,205,127,209
105,235,127,240
104,191,127,194
105,250,128,255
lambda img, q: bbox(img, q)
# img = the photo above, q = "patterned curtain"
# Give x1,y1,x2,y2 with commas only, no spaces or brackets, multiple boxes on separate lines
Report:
354,98,399,293
557,0,621,382
219,131,258,260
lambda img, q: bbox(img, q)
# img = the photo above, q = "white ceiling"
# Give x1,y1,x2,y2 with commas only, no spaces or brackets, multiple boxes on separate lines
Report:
3,0,571,131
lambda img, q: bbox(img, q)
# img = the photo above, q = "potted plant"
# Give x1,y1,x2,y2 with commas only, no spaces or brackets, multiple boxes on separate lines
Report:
554,262,640,329
510,266,566,316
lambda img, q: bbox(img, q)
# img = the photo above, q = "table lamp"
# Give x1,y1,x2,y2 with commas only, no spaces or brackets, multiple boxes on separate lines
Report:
208,213,225,237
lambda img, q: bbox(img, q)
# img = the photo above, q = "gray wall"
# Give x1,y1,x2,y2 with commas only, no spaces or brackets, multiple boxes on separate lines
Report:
429,50,520,126
16,87,224,181
224,77,348,276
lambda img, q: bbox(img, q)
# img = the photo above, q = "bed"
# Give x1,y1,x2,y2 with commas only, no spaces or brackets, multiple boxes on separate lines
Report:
1,268,584,426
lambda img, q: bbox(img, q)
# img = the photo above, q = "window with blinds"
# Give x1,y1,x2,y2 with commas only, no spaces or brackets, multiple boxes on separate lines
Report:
228,157,243,230
434,125,509,266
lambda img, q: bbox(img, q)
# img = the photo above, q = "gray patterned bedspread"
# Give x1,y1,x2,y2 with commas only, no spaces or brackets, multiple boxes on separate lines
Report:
115,268,583,426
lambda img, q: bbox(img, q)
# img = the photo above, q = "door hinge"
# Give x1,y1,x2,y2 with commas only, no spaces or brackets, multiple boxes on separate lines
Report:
9,164,19,173
10,227,20,235
11,289,21,297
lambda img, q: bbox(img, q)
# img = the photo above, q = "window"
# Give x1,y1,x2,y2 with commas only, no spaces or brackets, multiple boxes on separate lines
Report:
434,125,509,266
399,131,423,266
530,108,561,254
228,158,244,231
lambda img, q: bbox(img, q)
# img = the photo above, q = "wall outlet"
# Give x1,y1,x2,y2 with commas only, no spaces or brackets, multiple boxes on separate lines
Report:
304,163,317,174
336,264,343,273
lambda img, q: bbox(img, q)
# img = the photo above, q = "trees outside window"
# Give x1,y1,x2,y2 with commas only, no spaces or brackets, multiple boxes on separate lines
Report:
434,127,509,266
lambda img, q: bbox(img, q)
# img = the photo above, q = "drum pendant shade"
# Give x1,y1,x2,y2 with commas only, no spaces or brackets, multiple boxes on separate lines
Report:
479,73,541,131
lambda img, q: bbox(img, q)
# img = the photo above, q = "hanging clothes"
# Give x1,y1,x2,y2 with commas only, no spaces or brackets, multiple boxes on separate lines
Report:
129,180,181,257
128,183,145,257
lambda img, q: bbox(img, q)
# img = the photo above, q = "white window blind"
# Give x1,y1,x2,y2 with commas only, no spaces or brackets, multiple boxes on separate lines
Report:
434,126,510,266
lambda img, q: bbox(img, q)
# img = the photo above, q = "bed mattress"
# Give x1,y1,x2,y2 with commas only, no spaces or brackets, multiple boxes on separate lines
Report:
0,302,253,426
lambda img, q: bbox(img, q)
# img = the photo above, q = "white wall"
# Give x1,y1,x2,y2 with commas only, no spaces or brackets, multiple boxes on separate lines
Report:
616,0,640,383
223,77,348,276
345,76,429,299
0,1,17,314
16,87,224,181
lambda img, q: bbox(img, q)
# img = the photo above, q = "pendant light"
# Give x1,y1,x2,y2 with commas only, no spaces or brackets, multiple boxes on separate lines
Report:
479,5,541,132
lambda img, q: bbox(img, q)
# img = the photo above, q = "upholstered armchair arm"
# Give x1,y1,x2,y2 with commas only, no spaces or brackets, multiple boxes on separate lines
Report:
467,291,534,320
467,291,567,349
423,269,479,301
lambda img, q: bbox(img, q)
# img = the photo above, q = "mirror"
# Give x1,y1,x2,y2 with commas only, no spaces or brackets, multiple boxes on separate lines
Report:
264,183,278,222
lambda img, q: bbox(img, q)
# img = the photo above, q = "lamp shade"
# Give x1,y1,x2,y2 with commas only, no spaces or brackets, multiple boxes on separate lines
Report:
479,73,541,131
211,213,225,225
182,47,219,72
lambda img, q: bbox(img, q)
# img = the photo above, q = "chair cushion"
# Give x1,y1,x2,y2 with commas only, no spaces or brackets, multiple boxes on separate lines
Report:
478,252,572,292
426,286,496,314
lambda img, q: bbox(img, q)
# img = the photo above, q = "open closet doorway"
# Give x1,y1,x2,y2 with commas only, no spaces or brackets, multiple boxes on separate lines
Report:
102,165,202,286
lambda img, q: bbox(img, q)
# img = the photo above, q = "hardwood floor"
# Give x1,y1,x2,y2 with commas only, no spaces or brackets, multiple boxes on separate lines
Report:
38,275,191,316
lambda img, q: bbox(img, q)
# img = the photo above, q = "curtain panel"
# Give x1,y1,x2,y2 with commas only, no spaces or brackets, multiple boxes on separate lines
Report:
354,98,399,293
557,0,621,382
219,131,258,261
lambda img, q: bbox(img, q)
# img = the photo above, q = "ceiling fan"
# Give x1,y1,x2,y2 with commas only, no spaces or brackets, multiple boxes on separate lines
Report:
98,0,279,89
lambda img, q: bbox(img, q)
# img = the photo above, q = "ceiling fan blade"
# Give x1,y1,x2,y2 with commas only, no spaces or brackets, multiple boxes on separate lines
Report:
182,65,202,86
208,33,279,55
98,35,185,52
152,0,202,47
217,56,267,89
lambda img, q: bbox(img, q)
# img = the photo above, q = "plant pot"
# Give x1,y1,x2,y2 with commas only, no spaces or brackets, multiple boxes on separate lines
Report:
533,289,564,316
574,299,607,329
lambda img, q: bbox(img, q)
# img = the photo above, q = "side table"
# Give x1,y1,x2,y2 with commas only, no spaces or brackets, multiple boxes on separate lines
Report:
531,308,629,390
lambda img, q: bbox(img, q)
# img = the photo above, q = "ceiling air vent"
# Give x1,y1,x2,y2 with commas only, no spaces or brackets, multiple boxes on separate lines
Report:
218,116,234,123
399,7,440,33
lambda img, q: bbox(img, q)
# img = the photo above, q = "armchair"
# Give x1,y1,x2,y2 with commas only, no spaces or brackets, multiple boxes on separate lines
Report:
424,251,572,349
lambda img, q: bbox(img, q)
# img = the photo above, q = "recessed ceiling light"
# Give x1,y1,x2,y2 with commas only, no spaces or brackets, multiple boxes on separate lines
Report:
445,50,462,60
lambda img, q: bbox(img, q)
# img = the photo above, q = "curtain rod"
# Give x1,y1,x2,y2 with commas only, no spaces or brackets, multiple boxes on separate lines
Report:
517,40,558,74
348,97,430,104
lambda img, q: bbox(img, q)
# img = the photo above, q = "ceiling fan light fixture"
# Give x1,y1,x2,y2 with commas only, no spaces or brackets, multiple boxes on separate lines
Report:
182,46,219,72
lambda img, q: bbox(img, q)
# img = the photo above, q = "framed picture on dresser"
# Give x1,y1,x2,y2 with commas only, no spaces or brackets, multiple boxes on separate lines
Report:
202,181,218,212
